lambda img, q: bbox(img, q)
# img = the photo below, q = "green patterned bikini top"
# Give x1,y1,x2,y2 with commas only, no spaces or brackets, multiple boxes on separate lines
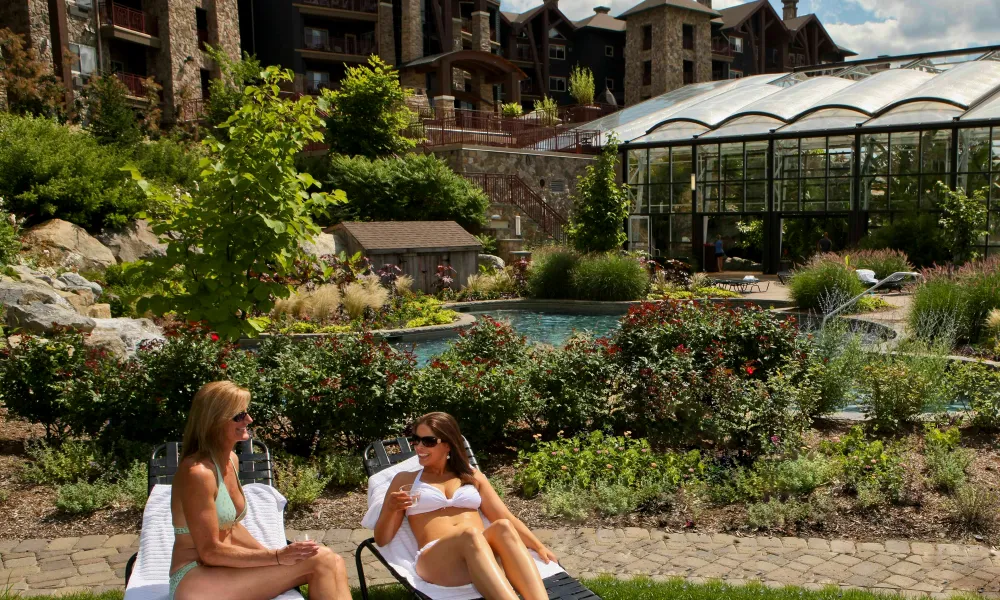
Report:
173,456,246,535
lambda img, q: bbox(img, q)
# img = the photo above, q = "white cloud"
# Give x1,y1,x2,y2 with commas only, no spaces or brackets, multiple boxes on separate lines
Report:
827,0,1000,58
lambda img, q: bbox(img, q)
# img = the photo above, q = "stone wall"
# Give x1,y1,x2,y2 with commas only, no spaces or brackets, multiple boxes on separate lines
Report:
153,0,203,121
430,144,597,220
624,6,713,105
211,0,241,62
0,0,56,71
378,2,395,65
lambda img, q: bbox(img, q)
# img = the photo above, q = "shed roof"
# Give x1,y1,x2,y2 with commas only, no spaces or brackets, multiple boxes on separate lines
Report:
331,221,482,253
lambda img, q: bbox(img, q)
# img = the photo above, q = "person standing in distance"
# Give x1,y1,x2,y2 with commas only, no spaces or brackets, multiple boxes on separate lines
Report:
715,234,725,273
817,231,832,253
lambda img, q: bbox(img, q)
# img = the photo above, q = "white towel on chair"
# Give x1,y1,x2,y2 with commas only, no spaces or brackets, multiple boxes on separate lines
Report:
124,483,303,600
361,456,564,600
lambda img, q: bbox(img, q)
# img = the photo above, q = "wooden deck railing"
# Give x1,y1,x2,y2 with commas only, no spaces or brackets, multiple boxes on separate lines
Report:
115,72,148,98
300,0,378,13
463,173,566,237
99,1,158,36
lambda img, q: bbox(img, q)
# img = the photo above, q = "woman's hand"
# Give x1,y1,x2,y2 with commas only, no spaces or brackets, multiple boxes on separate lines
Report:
277,541,319,565
384,490,414,513
534,545,558,564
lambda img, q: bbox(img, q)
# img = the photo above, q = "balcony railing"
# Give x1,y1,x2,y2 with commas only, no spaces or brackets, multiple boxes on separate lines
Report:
99,1,158,37
303,33,376,56
299,0,378,13
305,80,336,95
179,98,207,122
115,71,149,98
711,37,733,57
514,46,532,61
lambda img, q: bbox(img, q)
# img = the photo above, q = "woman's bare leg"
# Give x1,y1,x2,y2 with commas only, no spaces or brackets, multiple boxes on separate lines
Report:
416,528,519,600
483,519,547,600
174,546,349,600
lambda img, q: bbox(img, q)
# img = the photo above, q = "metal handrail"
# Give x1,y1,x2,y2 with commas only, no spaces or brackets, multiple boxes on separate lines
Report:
463,173,566,237
820,271,924,329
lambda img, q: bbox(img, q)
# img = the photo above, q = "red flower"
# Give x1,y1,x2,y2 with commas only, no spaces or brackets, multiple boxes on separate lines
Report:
220,362,228,369
746,366,755,375
210,333,220,342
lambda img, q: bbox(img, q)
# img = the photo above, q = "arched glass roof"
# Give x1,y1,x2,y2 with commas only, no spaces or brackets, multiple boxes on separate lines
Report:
801,69,934,115
570,74,782,141
777,108,868,133
721,76,855,123
699,114,785,138
961,89,1000,122
876,61,1000,112
643,84,782,131
864,101,964,128
631,121,709,143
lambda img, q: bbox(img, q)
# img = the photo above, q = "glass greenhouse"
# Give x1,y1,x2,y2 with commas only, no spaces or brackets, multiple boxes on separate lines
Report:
579,46,1000,271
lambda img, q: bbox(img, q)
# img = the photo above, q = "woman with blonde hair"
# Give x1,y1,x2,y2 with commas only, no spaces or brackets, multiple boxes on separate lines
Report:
168,381,350,600
374,412,558,600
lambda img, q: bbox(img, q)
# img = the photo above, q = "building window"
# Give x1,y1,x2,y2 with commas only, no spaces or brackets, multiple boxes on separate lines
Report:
195,7,209,50
549,44,566,60
516,43,531,61
683,60,694,84
641,25,652,51
642,60,651,86
606,77,614,90
304,27,329,51
605,45,614,57
730,36,743,53
68,43,96,75
306,70,330,94
549,76,567,92
729,69,743,79
682,24,694,50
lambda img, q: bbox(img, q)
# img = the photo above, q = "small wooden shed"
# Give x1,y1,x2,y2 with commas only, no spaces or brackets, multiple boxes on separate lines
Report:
328,221,482,293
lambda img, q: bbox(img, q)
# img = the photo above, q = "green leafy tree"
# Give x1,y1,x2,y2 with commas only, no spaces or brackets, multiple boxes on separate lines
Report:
500,102,523,118
134,67,345,339
568,65,595,106
0,197,21,266
0,28,64,117
536,95,558,126
203,46,263,131
82,73,142,146
319,153,487,228
567,137,629,253
936,181,988,264
322,56,416,158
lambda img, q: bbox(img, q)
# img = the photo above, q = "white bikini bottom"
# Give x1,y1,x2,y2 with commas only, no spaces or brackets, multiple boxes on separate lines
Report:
415,538,440,563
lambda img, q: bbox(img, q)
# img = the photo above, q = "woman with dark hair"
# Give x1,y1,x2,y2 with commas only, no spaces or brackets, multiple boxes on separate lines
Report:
168,381,351,600
374,412,557,600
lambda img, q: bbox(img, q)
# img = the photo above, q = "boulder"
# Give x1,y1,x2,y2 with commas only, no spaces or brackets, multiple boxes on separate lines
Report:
84,329,129,358
57,272,103,297
0,280,73,316
59,289,95,312
91,317,164,353
7,302,97,333
86,304,113,319
477,254,505,271
301,232,338,258
21,219,116,271
96,219,166,264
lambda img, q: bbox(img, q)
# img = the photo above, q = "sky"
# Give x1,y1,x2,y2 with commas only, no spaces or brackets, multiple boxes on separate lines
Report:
499,0,1000,60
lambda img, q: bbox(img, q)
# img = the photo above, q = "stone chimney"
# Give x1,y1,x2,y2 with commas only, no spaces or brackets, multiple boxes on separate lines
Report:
593,6,610,13
782,0,798,20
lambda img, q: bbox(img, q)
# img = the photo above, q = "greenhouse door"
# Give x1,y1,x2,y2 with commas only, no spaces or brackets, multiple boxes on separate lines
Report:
628,216,650,254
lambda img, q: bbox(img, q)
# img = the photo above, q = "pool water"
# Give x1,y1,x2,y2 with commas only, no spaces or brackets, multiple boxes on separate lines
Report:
395,310,623,366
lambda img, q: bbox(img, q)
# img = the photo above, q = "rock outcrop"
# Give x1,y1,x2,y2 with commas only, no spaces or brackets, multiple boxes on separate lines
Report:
7,302,97,333
21,219,116,271
97,220,166,264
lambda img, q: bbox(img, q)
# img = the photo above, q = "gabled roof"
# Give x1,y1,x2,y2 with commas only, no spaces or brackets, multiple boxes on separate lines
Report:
618,0,720,20
718,0,782,31
503,1,575,30
783,15,811,31
575,11,626,32
331,222,481,253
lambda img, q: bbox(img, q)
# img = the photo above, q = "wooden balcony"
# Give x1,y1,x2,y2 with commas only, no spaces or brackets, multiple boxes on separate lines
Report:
115,71,151,99
294,0,378,21
297,33,376,63
711,37,734,59
99,2,161,48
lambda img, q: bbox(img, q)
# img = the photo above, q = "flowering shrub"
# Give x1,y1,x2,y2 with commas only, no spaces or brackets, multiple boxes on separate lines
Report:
526,334,622,435
254,333,415,454
821,426,905,507
0,330,120,440
413,355,530,449
514,431,705,498
447,316,528,365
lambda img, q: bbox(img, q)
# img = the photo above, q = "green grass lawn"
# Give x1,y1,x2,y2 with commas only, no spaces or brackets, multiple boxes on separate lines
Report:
0,578,977,600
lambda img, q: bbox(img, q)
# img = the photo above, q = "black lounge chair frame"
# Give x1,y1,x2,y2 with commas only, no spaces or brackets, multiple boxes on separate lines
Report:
356,436,601,600
124,439,276,585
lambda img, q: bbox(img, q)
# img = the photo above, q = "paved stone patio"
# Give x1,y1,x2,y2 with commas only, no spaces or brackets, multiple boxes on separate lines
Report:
4,529,1000,597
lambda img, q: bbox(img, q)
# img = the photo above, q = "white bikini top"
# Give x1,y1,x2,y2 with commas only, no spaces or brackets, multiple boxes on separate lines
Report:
405,469,482,516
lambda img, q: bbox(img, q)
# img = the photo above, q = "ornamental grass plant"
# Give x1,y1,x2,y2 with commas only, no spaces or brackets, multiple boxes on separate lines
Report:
788,254,866,311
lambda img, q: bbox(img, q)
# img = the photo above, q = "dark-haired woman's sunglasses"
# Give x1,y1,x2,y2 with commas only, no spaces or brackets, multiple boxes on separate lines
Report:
410,435,440,448
232,410,250,423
